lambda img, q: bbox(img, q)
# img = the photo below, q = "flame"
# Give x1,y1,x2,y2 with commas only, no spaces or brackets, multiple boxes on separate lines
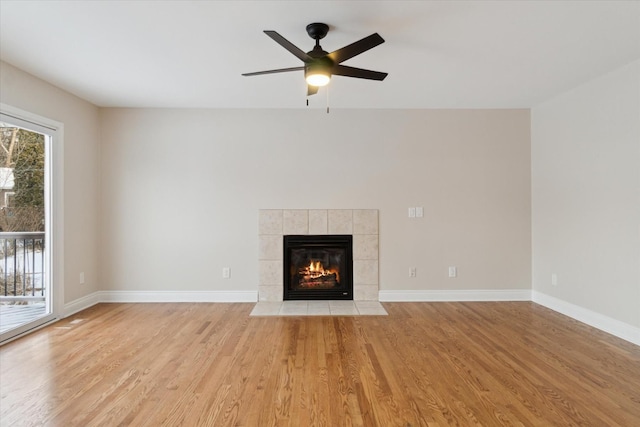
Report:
304,260,339,282
309,261,322,272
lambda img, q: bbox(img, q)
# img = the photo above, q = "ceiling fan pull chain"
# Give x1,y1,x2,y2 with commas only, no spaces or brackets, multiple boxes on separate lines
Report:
326,86,330,114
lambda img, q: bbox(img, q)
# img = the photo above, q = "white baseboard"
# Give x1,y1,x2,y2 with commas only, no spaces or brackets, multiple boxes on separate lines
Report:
63,291,102,317
62,290,257,317
532,291,640,346
65,289,528,313
100,290,257,303
379,289,532,302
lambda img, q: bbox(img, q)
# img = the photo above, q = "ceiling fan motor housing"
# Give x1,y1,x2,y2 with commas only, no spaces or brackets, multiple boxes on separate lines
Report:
305,24,333,84
305,56,333,81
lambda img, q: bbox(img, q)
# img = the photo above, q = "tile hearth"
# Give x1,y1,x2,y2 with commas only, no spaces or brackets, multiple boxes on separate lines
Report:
250,301,388,317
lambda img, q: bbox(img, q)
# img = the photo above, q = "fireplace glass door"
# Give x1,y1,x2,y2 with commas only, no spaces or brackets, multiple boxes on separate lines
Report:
283,235,353,300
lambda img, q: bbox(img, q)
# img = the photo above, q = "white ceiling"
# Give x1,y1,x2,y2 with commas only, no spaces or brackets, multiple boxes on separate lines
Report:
1,1,638,109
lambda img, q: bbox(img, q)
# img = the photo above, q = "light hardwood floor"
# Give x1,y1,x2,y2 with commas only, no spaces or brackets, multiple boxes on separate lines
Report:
1,302,639,426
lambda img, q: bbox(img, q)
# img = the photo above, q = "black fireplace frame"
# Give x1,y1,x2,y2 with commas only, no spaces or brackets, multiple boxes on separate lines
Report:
283,234,353,300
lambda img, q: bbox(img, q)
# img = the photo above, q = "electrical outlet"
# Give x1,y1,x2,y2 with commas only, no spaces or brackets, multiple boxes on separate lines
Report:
409,267,417,278
448,266,457,278
79,272,85,285
222,267,231,279
408,207,416,218
551,273,558,286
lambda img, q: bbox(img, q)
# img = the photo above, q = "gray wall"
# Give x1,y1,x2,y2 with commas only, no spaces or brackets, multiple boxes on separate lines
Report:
99,108,531,294
532,59,640,328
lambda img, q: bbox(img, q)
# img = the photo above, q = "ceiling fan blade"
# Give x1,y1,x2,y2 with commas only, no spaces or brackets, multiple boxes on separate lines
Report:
264,31,312,62
242,66,304,77
327,33,385,64
307,85,319,96
332,64,388,81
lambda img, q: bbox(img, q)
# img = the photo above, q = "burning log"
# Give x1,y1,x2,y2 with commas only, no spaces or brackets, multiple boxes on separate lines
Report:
297,260,340,288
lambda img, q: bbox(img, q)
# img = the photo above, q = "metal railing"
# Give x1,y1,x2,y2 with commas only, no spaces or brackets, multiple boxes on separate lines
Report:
0,232,45,301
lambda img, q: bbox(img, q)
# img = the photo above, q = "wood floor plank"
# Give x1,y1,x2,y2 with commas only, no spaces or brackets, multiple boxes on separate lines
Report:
1,301,639,426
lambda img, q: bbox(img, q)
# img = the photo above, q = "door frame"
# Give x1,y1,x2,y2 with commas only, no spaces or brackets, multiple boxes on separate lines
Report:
0,103,64,344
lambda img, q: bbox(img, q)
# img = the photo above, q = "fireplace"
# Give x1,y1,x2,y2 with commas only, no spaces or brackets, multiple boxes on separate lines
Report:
283,235,353,300
259,209,379,302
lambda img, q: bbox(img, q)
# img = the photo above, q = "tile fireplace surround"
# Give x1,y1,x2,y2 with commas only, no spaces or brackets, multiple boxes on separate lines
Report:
259,209,379,302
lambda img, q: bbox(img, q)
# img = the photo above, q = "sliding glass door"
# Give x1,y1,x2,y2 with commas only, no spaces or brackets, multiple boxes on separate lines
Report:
0,109,58,343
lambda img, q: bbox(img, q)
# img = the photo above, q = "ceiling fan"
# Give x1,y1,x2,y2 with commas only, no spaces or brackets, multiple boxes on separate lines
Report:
242,23,388,96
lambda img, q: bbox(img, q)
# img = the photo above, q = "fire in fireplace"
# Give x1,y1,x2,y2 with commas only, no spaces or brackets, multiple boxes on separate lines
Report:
283,235,353,300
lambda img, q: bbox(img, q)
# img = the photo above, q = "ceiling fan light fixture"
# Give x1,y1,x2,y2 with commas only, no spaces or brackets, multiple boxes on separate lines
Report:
305,63,331,86
306,72,331,87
